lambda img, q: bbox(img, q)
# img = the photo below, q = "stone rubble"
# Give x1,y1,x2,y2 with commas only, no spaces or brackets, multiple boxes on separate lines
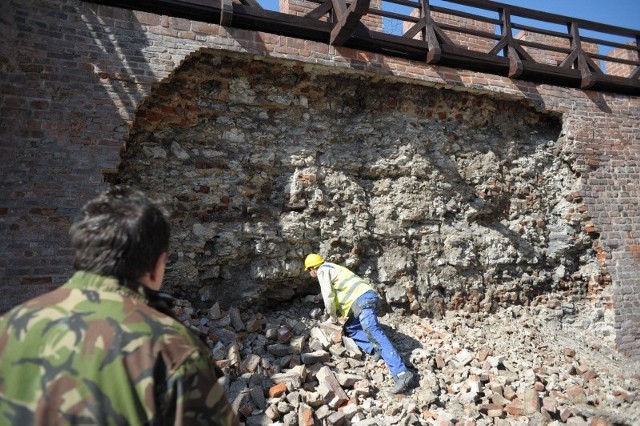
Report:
172,295,640,426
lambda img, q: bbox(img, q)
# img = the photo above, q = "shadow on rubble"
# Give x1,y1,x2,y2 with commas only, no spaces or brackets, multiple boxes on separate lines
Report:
377,321,425,387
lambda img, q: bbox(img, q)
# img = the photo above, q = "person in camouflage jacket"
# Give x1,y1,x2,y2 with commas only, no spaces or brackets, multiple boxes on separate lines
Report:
0,186,238,426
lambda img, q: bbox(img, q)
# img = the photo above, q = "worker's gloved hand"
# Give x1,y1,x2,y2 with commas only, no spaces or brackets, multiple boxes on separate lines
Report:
319,314,339,324
310,308,324,319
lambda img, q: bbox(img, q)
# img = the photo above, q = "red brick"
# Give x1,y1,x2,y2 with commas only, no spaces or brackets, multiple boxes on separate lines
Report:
268,383,287,398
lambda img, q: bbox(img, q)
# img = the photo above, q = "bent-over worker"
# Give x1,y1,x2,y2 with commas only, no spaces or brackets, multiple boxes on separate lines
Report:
304,253,414,394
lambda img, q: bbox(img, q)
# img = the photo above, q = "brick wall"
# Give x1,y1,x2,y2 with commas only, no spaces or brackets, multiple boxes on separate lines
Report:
279,0,383,31
406,8,495,53
1,0,639,359
515,30,599,67
432,12,495,53
606,43,639,77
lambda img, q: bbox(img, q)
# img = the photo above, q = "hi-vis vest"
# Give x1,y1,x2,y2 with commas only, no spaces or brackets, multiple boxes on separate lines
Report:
319,262,374,317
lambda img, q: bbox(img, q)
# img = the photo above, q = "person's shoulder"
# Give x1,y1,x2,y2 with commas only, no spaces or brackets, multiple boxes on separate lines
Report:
105,298,210,374
130,300,193,334
63,284,202,353
135,302,205,348
0,286,71,328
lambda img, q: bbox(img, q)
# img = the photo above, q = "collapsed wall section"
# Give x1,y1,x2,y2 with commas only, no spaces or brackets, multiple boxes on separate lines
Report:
114,50,611,341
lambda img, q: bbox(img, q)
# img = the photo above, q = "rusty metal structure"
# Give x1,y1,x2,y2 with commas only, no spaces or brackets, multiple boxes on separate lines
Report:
85,0,640,95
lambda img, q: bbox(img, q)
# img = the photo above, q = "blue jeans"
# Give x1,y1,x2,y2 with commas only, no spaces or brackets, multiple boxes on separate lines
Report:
344,290,407,377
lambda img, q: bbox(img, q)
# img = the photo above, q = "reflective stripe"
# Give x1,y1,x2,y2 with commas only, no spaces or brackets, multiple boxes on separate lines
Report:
320,263,373,317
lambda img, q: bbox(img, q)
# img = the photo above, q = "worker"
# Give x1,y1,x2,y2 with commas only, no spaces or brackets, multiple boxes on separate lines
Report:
0,186,239,425
304,253,414,394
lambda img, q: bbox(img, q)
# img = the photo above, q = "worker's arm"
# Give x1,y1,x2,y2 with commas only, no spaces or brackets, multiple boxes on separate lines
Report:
316,268,338,322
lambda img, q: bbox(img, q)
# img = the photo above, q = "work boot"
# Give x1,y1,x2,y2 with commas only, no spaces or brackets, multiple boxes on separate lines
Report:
391,371,414,394
370,348,381,361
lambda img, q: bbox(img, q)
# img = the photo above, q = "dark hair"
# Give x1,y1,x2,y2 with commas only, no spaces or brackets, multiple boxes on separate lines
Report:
69,185,170,280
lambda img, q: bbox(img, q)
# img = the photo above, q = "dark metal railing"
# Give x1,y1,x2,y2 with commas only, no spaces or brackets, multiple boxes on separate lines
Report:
84,0,640,95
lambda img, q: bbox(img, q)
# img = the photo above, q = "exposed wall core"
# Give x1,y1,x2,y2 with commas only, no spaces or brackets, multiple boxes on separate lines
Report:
113,50,609,337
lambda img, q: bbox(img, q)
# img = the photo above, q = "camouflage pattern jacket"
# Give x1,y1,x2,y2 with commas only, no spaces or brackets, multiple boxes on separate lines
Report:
0,271,238,426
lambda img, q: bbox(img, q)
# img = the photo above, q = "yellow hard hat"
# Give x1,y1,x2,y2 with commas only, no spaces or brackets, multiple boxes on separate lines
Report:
304,253,325,270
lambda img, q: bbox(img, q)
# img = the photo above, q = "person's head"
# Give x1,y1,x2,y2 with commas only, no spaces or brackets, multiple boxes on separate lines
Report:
69,185,170,289
304,253,325,278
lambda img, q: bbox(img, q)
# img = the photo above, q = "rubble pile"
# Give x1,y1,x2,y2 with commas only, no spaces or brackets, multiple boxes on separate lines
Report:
172,296,640,425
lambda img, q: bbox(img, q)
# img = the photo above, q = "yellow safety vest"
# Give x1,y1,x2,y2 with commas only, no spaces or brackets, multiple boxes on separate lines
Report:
320,262,374,317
